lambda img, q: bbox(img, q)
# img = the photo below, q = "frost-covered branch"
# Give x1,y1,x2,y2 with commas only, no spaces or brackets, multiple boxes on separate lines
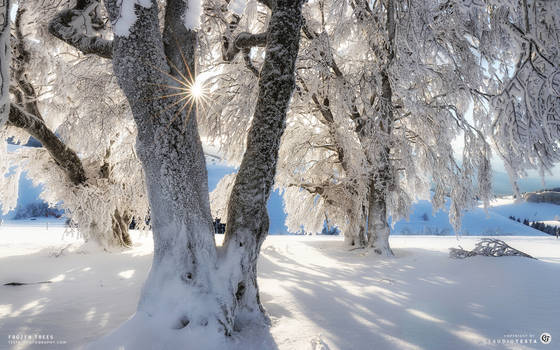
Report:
8,104,87,185
48,0,113,59
12,8,42,119
3,1,147,248
449,239,535,259
223,31,267,61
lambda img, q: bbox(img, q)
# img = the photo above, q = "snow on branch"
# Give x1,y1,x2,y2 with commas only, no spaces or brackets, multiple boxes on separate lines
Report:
449,239,536,260
48,0,113,58
219,7,267,76
8,103,87,185
222,31,267,61
183,0,203,30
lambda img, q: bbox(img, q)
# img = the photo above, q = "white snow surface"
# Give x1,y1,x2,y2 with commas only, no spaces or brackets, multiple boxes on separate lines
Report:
486,196,560,222
112,0,152,37
183,0,203,30
228,0,247,15
1,224,559,349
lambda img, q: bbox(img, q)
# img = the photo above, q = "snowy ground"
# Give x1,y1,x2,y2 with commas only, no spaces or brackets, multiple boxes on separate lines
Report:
1,225,559,350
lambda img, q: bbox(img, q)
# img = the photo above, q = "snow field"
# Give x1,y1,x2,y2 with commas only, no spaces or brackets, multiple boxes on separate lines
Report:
1,227,559,349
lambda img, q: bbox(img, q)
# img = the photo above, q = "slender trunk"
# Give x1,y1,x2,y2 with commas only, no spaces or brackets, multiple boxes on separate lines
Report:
222,0,304,330
111,208,132,247
347,205,367,247
0,0,10,127
366,71,395,256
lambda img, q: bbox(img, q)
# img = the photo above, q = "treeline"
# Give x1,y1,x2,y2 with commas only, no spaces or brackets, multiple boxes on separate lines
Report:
508,216,560,237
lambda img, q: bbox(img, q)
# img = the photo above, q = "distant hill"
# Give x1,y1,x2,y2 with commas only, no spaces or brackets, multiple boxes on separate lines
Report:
390,197,552,236
523,190,560,205
492,171,560,195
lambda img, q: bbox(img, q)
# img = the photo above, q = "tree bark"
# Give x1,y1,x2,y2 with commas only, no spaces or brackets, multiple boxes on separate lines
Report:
8,104,87,185
48,0,113,59
111,208,132,247
0,0,11,127
222,0,305,329
366,175,393,256
352,0,396,256
102,0,226,335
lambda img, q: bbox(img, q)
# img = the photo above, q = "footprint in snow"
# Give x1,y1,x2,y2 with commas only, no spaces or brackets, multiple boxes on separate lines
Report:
310,335,330,350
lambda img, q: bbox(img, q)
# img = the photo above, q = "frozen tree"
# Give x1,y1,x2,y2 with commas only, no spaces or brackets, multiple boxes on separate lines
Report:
203,0,558,256
479,0,560,195
202,0,493,255
43,0,304,344
0,2,148,248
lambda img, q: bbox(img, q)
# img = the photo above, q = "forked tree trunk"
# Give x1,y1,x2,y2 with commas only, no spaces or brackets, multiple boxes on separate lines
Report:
100,0,304,342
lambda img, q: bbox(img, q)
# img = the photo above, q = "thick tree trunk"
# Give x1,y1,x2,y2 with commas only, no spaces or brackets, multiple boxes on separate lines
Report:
357,0,396,256
92,0,303,344
222,0,304,329
104,0,223,333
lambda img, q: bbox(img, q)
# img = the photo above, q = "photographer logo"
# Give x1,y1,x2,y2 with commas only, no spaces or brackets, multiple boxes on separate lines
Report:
540,332,551,345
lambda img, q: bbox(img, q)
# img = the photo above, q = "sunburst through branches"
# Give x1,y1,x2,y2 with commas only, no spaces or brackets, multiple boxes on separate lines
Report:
146,47,210,130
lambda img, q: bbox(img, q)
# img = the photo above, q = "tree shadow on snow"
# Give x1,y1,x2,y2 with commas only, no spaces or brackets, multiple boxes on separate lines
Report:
0,245,152,349
258,240,560,350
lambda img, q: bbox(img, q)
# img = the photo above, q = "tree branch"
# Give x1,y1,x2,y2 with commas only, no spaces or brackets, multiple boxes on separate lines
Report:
8,104,87,186
257,0,276,11
48,1,113,59
288,182,324,195
223,31,267,61
13,8,43,119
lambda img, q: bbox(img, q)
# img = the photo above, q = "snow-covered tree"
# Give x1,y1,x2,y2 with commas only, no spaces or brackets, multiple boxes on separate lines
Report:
40,0,304,344
203,0,559,255
481,0,560,195
1,2,148,248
